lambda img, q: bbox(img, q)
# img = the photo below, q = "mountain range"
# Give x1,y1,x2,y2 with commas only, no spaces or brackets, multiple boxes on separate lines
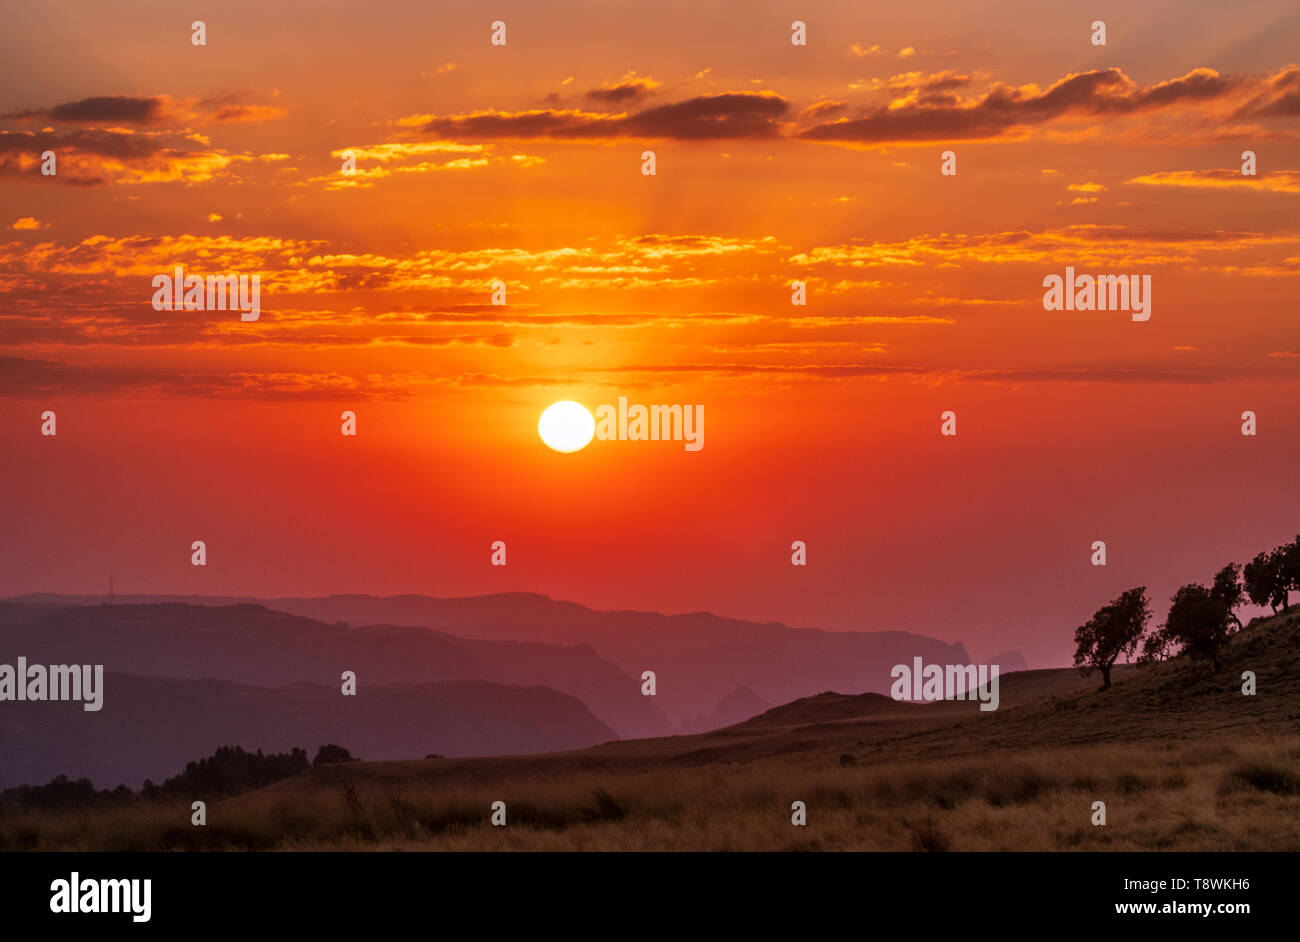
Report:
5,592,978,723
1,592,995,789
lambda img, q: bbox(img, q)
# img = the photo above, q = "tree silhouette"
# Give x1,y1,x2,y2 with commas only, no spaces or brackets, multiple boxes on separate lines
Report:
0,774,133,814
1211,562,1246,631
312,744,358,766
1073,587,1151,690
1283,536,1300,611
1142,573,1243,671
3,744,353,813
1243,537,1299,614
157,745,310,798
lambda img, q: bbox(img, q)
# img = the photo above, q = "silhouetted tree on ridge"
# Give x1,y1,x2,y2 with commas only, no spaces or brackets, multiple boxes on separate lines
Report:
5,744,362,811
1212,562,1247,631
149,745,311,800
1073,538,1297,689
1243,536,1299,614
313,744,359,766
1142,564,1245,672
0,775,133,815
1073,587,1151,690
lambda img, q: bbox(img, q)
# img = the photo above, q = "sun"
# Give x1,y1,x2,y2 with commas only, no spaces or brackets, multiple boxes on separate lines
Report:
538,401,596,453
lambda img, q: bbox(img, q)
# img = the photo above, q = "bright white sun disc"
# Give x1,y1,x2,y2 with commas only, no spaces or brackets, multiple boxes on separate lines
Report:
538,401,595,453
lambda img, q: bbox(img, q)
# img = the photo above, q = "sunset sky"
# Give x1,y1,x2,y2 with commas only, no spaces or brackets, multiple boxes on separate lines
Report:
2,0,1298,668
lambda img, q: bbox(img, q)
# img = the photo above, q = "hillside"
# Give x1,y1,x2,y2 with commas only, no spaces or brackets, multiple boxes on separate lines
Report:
865,610,1300,764
168,610,1294,799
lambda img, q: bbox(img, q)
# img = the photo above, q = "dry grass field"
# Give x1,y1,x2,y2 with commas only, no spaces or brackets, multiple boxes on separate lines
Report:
4,611,1297,851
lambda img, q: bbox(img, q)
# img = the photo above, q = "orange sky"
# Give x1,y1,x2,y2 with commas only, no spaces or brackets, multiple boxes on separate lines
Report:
2,0,1298,667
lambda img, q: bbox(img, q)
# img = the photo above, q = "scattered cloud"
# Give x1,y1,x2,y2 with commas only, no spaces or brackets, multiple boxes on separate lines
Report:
587,72,661,104
208,103,289,123
801,66,1300,145
1126,168,1300,194
0,127,254,184
803,100,847,118
4,95,167,125
305,142,541,189
789,225,1300,272
408,91,789,140
5,92,287,128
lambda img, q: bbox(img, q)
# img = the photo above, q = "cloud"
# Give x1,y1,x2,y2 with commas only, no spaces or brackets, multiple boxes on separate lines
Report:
11,217,44,230
0,353,1239,400
4,92,288,128
4,95,165,125
332,142,486,163
789,225,1300,272
209,103,290,123
0,231,793,312
593,362,1221,385
915,71,973,93
802,100,847,118
587,73,661,104
598,361,923,379
961,368,1216,384
0,127,252,184
1126,169,1300,194
0,127,171,161
785,314,954,327
0,357,468,399
801,66,1291,144
1231,64,1300,117
399,65,1296,148
305,142,540,189
374,309,758,329
5,226,1294,313
412,91,789,140
450,372,585,388
5,222,1295,382
0,90,290,184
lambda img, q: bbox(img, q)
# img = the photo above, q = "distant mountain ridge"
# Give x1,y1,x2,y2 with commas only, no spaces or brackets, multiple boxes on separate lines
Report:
0,602,670,739
988,650,1029,672
4,592,969,724
0,672,616,789
679,685,772,734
